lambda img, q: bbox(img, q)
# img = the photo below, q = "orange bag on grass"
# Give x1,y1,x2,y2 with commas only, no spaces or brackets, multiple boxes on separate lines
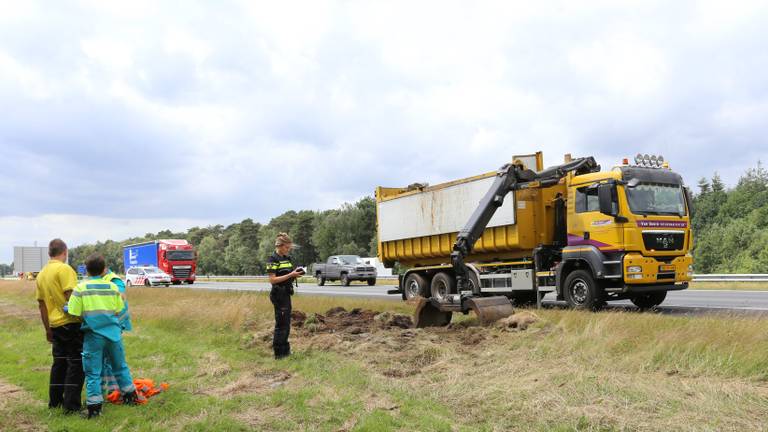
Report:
107,378,169,405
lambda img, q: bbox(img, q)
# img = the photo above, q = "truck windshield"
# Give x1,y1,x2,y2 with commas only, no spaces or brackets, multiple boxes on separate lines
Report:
167,250,195,261
626,183,687,216
338,256,364,265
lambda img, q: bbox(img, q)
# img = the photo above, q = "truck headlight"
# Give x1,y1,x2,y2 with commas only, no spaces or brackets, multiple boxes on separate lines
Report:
627,266,642,273
628,274,644,280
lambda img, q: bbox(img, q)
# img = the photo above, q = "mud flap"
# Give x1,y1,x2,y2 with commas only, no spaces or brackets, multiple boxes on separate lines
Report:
414,298,453,328
465,296,515,326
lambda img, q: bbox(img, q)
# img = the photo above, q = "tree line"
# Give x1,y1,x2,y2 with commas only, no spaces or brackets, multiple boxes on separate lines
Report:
66,197,377,275
692,162,768,273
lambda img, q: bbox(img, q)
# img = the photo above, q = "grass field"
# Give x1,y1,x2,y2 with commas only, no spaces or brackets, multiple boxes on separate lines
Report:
2,280,768,431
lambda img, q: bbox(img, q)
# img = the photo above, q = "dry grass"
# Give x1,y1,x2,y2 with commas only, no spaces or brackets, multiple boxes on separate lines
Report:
3,280,768,431
690,281,768,291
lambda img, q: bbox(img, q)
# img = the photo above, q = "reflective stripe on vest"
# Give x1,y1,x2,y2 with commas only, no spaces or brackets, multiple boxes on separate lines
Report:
74,280,121,312
268,261,293,271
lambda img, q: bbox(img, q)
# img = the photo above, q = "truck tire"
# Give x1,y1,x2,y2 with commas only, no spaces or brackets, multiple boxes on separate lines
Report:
187,280,194,285
631,291,667,309
403,273,428,300
126,280,132,287
144,279,151,287
563,269,603,311
367,278,376,286
317,274,325,286
341,273,350,286
430,272,456,302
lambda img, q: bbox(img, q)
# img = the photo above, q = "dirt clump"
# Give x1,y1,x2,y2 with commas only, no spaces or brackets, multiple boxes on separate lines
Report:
496,311,539,331
291,310,307,327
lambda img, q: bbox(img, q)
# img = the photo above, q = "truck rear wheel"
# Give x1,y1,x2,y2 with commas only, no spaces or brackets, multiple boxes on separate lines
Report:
341,273,350,286
317,274,325,286
564,270,603,311
403,273,428,300
631,291,667,309
430,272,456,302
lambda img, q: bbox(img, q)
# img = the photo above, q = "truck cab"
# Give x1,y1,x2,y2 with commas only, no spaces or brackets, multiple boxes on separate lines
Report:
550,155,693,309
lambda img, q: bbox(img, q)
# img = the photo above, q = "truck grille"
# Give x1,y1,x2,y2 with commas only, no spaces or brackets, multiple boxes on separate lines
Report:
355,266,375,272
172,268,191,279
642,232,684,251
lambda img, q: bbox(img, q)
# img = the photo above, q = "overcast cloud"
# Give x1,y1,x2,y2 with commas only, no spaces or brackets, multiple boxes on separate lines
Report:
2,0,768,263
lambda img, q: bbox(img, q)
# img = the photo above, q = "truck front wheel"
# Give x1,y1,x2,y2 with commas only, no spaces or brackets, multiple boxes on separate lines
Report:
564,270,603,311
367,278,376,286
403,273,428,300
631,291,667,309
317,274,325,286
340,273,350,286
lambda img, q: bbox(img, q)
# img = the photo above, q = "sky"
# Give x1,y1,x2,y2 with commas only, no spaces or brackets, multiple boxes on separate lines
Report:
2,0,768,264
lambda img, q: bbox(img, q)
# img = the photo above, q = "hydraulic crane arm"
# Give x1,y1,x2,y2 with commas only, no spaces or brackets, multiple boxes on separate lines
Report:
451,157,599,295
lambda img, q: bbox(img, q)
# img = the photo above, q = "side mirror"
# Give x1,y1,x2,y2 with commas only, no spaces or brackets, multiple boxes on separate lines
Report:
598,183,617,216
683,186,694,218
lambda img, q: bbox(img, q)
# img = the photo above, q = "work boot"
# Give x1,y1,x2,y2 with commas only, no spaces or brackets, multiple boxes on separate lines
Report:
81,403,101,419
122,390,140,406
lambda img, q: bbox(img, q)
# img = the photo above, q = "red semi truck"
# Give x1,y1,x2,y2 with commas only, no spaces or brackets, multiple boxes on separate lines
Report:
123,239,197,284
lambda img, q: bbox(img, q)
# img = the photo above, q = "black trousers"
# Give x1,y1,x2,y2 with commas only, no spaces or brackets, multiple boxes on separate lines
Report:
270,286,292,358
50,323,84,411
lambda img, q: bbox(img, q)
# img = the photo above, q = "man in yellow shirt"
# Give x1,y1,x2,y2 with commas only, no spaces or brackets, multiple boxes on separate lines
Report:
35,239,84,414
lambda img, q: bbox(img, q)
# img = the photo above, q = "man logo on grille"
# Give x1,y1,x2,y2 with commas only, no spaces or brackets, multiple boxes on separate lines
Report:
657,236,671,249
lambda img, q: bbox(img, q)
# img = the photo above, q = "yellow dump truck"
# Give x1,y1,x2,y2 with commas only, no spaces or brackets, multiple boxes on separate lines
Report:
376,152,693,326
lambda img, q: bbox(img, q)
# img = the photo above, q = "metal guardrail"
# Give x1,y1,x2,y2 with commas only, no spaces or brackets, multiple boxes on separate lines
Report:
692,274,768,282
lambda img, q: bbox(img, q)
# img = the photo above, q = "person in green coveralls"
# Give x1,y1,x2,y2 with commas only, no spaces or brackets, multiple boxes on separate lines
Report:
67,254,139,418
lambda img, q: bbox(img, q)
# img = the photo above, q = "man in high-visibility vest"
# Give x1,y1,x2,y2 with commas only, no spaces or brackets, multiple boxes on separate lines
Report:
67,254,139,419
101,269,132,394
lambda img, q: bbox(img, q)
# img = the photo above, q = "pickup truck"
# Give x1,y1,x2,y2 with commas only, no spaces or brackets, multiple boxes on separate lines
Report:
312,255,377,286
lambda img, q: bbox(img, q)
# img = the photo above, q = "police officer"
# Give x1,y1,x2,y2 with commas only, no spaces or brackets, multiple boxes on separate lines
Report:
266,233,304,359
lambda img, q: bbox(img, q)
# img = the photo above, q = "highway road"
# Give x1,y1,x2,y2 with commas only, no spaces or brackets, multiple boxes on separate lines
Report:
185,281,768,315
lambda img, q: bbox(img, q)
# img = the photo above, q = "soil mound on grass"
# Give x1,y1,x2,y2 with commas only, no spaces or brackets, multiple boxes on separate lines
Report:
293,307,413,334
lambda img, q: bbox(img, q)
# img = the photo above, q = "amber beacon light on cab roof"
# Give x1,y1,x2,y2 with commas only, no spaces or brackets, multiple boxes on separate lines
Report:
375,152,693,327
